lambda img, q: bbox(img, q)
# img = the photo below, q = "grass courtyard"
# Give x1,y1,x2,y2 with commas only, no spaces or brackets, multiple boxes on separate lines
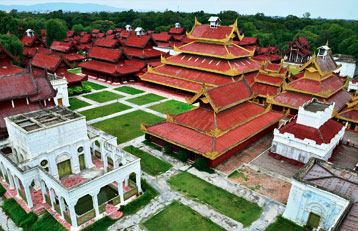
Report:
79,102,131,120
143,201,225,231
92,110,163,144
123,145,172,176
69,98,91,110
114,86,144,95
82,81,107,90
149,99,195,115
265,216,303,231
168,172,263,227
83,91,124,103
126,93,166,106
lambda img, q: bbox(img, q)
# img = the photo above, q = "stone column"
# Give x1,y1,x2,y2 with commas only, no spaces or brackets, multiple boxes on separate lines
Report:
101,144,108,173
59,197,65,218
91,192,100,217
84,143,93,168
13,177,21,198
23,183,34,208
68,202,78,228
117,179,124,204
49,188,55,209
136,171,142,193
124,176,129,187
40,181,47,202
7,171,15,189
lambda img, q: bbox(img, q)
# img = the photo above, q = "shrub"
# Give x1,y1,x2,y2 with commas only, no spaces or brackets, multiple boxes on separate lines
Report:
144,133,151,142
2,198,38,230
164,144,172,154
32,211,66,231
73,86,83,95
178,149,188,162
68,88,74,96
81,216,115,231
0,184,6,196
193,158,214,174
20,212,38,228
83,85,92,93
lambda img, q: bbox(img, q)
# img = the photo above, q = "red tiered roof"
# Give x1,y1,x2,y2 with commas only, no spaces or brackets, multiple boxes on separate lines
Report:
94,38,119,48
169,27,185,35
88,47,122,63
21,36,45,47
23,47,52,57
339,109,358,121
50,41,74,53
63,53,85,62
152,34,172,42
67,31,75,37
0,72,37,101
0,65,24,76
251,83,280,96
279,119,343,145
31,53,63,72
124,47,163,59
124,35,151,48
79,60,140,76
177,42,251,58
326,90,351,112
289,75,344,93
273,91,313,108
256,73,284,85
190,25,234,40
237,37,258,46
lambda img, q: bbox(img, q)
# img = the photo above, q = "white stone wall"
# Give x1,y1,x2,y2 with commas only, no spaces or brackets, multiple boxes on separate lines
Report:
6,117,87,160
271,124,346,163
284,180,350,230
297,102,334,129
334,61,357,78
51,78,70,107
348,81,358,92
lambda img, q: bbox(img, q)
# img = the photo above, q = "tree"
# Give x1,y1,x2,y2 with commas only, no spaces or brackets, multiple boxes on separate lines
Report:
45,19,67,46
90,20,115,32
303,12,311,19
0,34,23,59
72,24,85,34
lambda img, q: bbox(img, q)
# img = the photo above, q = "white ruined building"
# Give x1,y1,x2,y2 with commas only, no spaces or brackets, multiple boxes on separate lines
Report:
270,99,346,165
48,73,70,107
0,107,141,230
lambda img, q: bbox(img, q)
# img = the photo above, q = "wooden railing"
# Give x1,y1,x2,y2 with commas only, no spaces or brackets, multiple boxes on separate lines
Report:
77,209,95,225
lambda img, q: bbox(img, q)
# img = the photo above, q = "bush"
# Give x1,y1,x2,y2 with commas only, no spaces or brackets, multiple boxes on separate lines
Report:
83,85,92,93
193,158,214,174
0,184,6,196
68,88,74,96
73,86,83,95
32,211,66,231
81,216,115,231
164,144,172,154
2,198,38,230
178,149,188,162
144,133,151,142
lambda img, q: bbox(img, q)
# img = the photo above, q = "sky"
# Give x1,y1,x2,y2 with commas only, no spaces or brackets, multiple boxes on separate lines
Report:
1,0,357,20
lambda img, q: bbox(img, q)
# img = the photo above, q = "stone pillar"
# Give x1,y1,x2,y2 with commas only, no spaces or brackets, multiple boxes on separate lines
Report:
59,197,65,218
40,181,47,203
101,145,108,173
13,177,21,198
91,192,100,217
7,171,15,189
124,176,128,187
24,183,34,208
84,142,93,168
68,203,78,228
49,188,55,209
117,179,124,204
136,171,142,193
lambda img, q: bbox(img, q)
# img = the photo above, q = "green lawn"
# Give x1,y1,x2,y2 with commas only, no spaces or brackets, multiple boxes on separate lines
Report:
123,145,172,176
149,99,195,115
82,81,107,90
67,67,82,74
69,97,91,110
143,201,225,231
92,110,163,144
168,172,263,227
126,93,166,106
83,91,124,103
114,86,144,95
79,102,131,120
265,216,303,231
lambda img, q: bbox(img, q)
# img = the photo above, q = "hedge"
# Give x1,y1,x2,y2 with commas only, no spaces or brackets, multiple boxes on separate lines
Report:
32,211,66,231
2,198,38,230
0,184,6,196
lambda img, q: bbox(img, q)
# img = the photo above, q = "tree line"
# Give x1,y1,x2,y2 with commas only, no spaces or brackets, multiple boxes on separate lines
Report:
1,9,358,59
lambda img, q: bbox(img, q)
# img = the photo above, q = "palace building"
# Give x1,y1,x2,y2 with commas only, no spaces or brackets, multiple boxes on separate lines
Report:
0,43,24,76
142,80,285,167
0,107,142,230
284,158,358,231
267,50,351,115
140,17,261,94
284,36,311,65
270,99,346,166
336,96,358,132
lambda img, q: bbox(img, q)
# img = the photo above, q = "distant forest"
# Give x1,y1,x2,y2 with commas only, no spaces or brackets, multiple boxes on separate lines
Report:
1,9,358,58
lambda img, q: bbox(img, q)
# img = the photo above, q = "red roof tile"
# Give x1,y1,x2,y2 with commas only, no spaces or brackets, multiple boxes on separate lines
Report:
244,71,258,85
0,102,41,130
206,80,252,109
79,60,140,76
169,27,185,35
92,29,100,34
67,31,75,37
290,79,323,93
340,109,358,121
279,118,343,145
274,91,313,108
63,53,85,62
88,47,122,63
55,70,87,84
173,35,185,41
152,34,172,42
31,53,64,72
94,38,119,48
326,90,351,112
178,42,251,58
29,73,57,102
237,37,258,46
190,25,234,40
124,35,151,48
256,73,284,85
251,83,280,96
124,47,164,59
0,65,24,76
50,41,74,53
0,72,37,101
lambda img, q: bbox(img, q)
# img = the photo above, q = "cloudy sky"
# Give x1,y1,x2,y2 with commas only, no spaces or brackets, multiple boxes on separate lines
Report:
1,0,357,20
